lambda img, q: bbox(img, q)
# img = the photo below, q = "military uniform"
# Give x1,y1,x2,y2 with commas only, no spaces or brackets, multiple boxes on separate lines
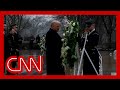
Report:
5,33,20,74
79,29,99,75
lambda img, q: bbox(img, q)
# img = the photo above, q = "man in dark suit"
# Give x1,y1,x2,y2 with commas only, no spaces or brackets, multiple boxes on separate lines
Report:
79,20,99,75
45,20,65,75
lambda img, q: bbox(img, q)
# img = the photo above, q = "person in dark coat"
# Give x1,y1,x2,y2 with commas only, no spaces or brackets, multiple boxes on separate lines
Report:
45,20,65,75
79,20,99,75
29,34,35,49
4,24,20,75
36,35,40,44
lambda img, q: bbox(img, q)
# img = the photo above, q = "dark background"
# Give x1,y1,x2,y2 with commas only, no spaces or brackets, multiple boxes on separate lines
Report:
0,0,119,10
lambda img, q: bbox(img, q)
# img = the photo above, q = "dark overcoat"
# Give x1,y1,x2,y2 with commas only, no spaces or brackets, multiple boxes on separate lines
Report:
45,28,65,75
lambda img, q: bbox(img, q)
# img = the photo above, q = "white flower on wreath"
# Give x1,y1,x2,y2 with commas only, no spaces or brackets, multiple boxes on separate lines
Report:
65,46,70,51
72,22,76,26
66,31,69,34
61,46,69,57
61,39,64,42
70,21,73,25
64,42,67,46
61,47,66,57
70,27,73,34
63,33,65,37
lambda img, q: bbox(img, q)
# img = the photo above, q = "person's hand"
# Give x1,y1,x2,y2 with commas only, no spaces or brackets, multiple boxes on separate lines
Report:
14,29,17,34
84,27,89,33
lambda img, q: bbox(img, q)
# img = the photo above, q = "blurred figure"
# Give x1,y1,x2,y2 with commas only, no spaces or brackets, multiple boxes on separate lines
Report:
18,36,23,50
79,19,99,75
36,35,40,44
45,20,65,75
5,24,20,75
29,34,35,49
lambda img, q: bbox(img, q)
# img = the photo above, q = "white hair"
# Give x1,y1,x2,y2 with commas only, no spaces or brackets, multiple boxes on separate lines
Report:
51,20,61,26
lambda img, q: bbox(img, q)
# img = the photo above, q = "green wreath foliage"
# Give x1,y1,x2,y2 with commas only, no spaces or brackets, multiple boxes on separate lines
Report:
61,20,80,68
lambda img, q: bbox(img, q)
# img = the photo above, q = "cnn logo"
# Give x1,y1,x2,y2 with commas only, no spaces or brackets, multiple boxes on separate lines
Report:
5,56,44,74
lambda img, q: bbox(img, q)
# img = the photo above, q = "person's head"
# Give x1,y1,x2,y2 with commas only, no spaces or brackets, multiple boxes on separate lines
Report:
9,24,18,34
37,35,40,37
85,19,95,32
50,20,61,32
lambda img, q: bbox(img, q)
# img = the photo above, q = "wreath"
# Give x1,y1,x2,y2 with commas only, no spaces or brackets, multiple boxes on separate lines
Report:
61,20,80,69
